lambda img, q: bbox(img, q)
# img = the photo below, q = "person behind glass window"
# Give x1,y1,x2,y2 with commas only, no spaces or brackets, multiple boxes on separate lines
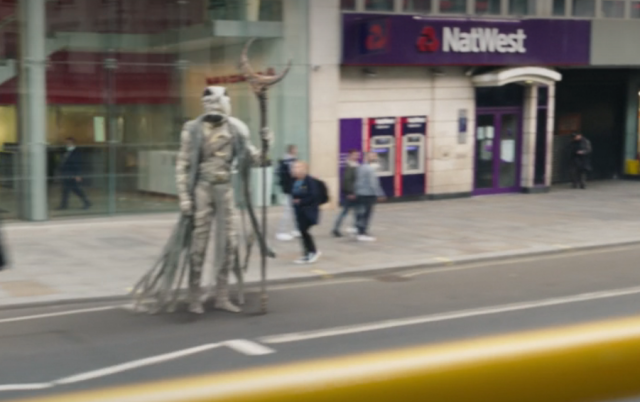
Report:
57,137,91,210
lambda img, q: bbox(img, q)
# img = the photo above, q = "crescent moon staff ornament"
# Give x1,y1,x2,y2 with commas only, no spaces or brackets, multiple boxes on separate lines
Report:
240,38,292,314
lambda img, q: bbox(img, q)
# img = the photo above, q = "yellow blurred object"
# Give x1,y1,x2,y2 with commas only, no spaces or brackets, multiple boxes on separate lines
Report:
12,316,640,402
626,159,639,175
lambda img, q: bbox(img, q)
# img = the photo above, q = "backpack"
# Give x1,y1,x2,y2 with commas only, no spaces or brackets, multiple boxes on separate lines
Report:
313,177,329,205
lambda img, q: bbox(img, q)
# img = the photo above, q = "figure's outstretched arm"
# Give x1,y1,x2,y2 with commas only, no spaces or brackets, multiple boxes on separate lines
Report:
176,123,194,215
229,117,271,167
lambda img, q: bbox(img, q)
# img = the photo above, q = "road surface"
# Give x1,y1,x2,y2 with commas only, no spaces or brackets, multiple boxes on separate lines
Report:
2,244,640,401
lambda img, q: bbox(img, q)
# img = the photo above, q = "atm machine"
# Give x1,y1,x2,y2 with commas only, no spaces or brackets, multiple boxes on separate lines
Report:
367,117,396,197
400,116,426,197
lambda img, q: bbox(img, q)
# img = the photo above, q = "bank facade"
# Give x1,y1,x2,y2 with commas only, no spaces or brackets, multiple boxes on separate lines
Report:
322,1,640,204
4,0,640,221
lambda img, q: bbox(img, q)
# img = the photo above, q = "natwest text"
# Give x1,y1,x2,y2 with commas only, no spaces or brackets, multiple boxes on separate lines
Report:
443,27,527,54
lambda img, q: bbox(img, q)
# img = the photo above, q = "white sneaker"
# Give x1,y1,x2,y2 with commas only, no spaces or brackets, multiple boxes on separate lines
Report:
357,235,376,242
346,227,358,234
294,255,310,264
276,233,294,241
308,251,322,264
291,230,301,238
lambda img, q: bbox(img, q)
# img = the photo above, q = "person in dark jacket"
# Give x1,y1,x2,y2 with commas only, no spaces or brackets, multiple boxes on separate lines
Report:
332,149,360,237
275,144,299,241
568,132,592,189
291,161,321,264
57,137,91,210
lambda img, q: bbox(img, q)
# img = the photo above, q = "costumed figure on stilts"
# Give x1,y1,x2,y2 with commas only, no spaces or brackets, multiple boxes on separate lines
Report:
131,39,289,315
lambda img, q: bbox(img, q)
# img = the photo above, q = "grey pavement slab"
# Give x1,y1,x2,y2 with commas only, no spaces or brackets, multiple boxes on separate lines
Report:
1,180,640,308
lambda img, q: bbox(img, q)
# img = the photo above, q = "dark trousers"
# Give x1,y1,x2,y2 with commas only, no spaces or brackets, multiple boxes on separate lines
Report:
297,216,317,256
356,195,377,235
60,178,90,208
333,197,357,231
571,164,587,188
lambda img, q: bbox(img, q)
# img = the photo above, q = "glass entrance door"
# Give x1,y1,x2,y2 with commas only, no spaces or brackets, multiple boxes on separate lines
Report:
474,109,522,194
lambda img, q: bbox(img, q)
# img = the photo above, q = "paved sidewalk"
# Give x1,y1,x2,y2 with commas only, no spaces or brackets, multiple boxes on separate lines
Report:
1,181,640,308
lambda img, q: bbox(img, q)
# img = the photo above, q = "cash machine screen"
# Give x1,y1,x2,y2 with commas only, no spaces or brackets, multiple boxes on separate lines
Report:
373,148,392,173
405,146,419,171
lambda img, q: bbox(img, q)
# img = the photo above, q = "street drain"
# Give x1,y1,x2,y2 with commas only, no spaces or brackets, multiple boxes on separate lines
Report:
375,275,411,283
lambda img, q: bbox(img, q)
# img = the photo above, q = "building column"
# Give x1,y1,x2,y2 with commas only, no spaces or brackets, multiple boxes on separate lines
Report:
545,84,557,186
521,84,538,191
307,0,340,208
18,0,48,221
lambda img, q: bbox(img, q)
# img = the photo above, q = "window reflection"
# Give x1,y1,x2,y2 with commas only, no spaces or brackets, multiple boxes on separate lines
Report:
553,0,566,15
476,0,501,14
365,0,394,11
509,0,535,15
341,0,357,10
603,0,625,17
573,0,595,17
404,0,432,12
632,1,640,18
439,0,466,13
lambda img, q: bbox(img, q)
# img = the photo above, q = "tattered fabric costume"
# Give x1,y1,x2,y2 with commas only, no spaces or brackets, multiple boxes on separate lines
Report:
131,86,275,314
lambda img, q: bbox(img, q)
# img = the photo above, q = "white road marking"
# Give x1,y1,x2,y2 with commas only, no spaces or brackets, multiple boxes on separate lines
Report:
0,383,52,392
223,340,275,356
54,343,223,385
0,340,274,393
260,285,640,344
0,306,119,324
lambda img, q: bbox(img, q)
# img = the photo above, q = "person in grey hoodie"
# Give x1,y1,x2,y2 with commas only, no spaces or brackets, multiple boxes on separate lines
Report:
354,151,386,241
332,149,360,237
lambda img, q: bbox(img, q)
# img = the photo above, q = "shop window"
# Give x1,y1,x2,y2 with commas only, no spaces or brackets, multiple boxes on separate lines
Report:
405,0,432,12
572,0,595,17
602,0,625,17
476,0,501,14
365,0,394,11
553,0,566,15
509,0,535,15
439,0,466,13
341,0,357,10
633,1,640,18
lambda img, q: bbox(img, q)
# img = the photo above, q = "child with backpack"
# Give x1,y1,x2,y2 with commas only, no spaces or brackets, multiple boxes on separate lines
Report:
290,161,329,264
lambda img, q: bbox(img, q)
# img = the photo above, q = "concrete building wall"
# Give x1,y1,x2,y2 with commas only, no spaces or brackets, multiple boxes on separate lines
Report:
307,0,341,206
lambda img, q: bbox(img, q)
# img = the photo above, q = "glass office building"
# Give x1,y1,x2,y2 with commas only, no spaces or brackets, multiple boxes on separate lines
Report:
1,0,309,221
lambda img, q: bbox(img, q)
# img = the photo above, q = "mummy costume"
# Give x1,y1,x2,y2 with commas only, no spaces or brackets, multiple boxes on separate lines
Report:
132,86,274,314
132,39,289,315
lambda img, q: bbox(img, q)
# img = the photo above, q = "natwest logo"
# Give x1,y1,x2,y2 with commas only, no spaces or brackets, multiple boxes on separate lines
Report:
443,27,527,54
417,25,528,54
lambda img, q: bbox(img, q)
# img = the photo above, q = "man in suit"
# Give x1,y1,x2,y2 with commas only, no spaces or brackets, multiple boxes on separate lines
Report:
57,137,91,210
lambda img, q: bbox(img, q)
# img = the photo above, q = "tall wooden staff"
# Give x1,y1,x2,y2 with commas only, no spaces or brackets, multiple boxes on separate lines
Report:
240,38,291,314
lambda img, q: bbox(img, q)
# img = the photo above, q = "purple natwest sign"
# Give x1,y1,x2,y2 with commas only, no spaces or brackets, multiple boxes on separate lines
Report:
342,14,591,66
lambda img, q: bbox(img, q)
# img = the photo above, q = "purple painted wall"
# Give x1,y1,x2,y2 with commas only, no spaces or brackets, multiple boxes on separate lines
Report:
343,14,590,66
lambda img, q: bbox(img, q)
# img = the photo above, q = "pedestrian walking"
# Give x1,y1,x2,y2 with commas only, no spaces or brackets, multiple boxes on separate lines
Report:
355,151,386,242
291,161,322,264
57,137,91,210
568,132,592,189
332,149,360,237
275,144,300,241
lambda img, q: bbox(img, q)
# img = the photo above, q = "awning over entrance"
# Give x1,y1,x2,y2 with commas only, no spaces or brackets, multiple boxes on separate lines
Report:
472,67,562,87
